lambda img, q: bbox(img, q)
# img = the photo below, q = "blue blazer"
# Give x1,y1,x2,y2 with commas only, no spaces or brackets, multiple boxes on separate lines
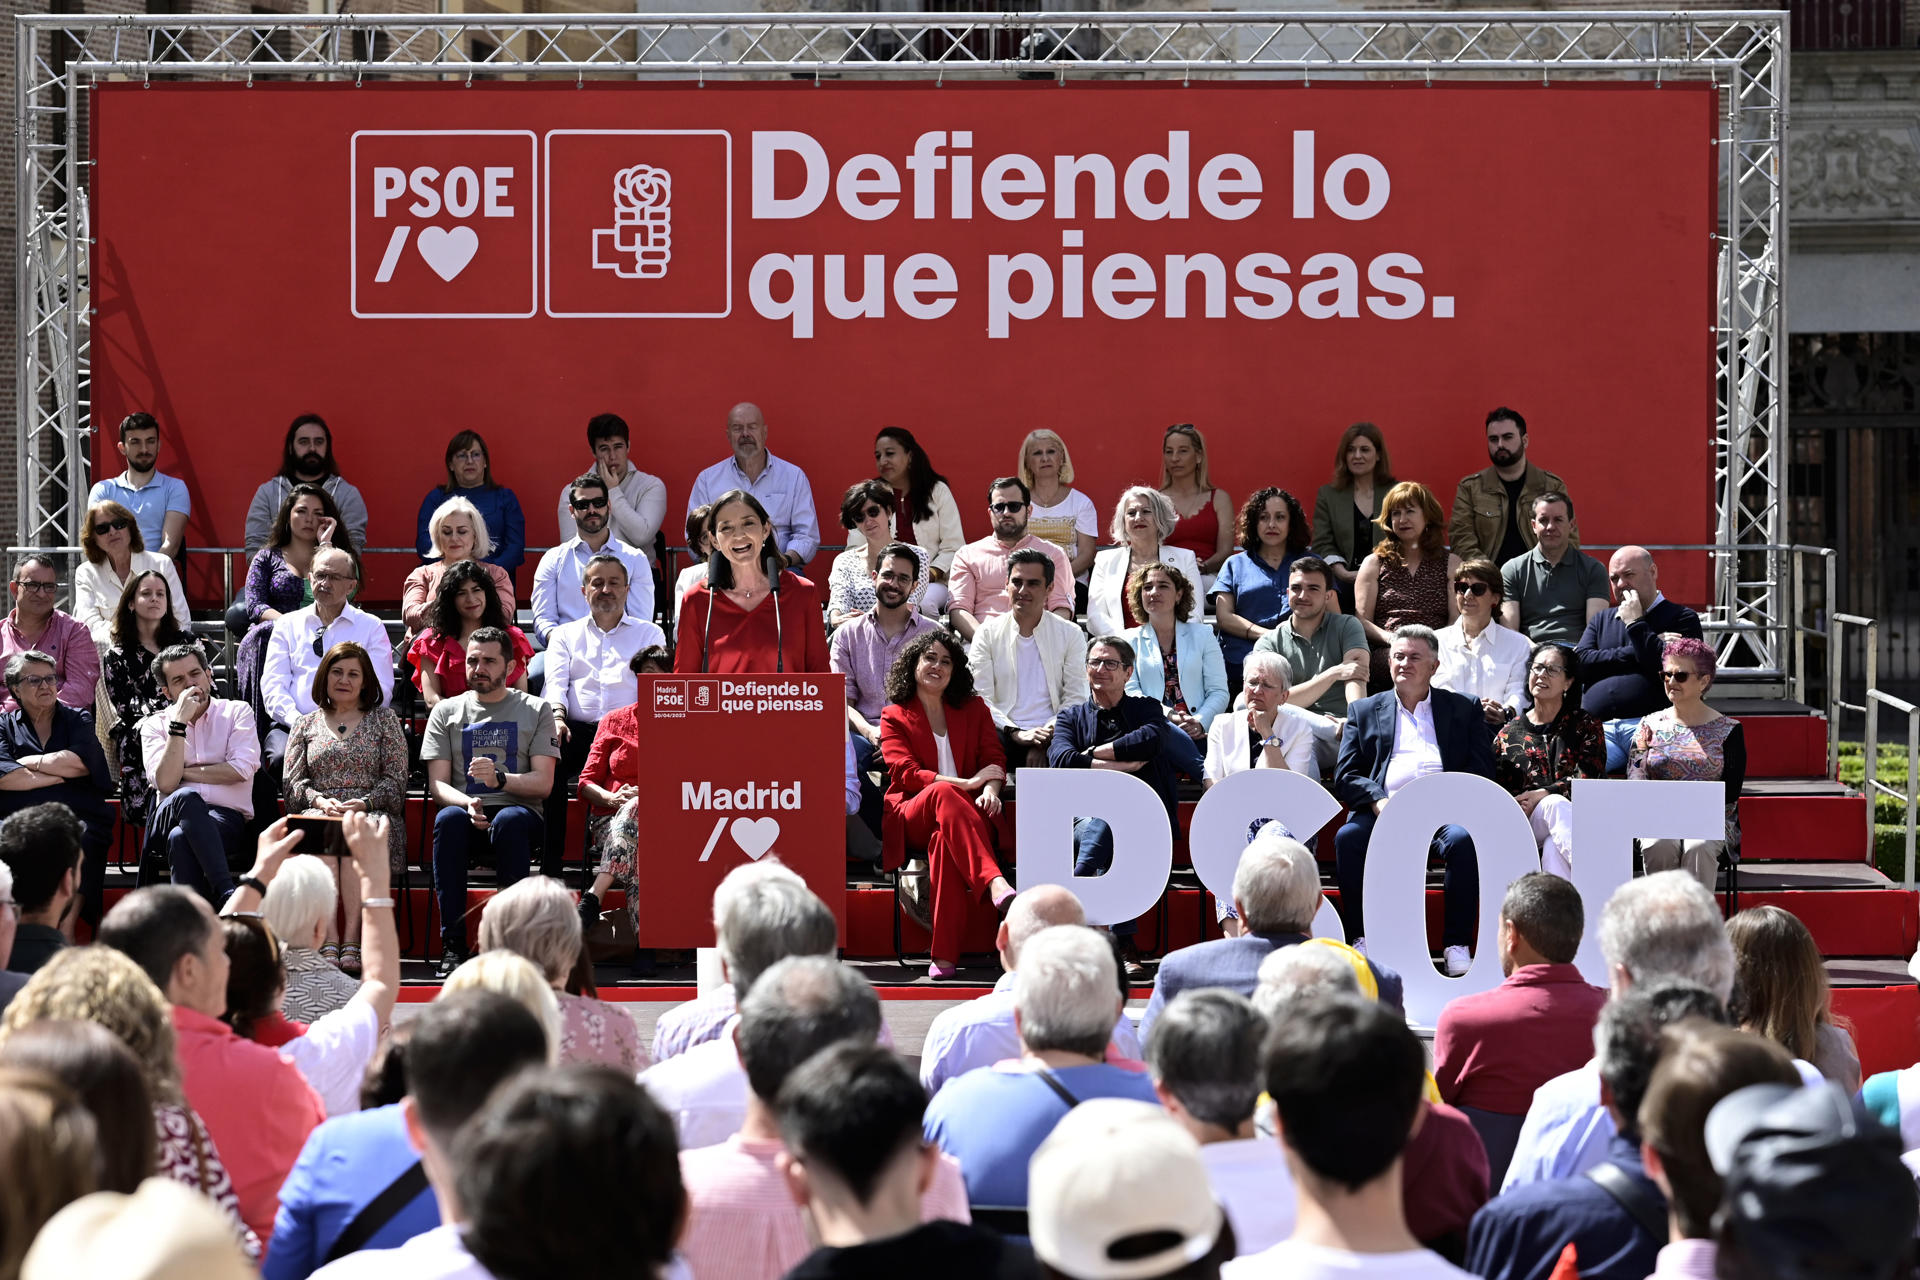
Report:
1048,694,1205,826
1140,929,1405,1040
1332,686,1496,812
1126,620,1230,729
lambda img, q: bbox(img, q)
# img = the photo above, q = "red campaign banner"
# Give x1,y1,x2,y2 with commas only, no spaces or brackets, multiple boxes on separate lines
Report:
631,673,847,948
90,82,1717,604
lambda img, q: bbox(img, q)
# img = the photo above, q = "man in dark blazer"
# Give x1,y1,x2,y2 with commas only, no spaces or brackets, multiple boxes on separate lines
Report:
1575,545,1705,771
1333,624,1497,976
1140,825,1403,1041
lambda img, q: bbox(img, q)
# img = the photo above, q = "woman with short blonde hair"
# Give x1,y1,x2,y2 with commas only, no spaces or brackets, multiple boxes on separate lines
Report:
477,878,647,1073
1017,429,1098,581
1087,486,1205,638
400,494,517,647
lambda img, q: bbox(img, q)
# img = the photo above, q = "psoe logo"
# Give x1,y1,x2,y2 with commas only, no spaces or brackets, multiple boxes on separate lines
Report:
683,780,804,862
653,680,688,715
593,165,672,279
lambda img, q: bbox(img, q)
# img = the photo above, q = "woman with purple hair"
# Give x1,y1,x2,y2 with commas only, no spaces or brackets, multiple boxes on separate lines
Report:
1626,635,1745,892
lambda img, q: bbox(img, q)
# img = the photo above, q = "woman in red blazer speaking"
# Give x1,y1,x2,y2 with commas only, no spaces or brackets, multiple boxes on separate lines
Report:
879,629,1014,980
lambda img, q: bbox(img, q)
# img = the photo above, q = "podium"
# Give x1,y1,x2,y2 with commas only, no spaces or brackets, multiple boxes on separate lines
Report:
631,673,848,947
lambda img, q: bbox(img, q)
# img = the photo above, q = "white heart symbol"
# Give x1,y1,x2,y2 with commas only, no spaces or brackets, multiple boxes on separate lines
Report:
730,817,780,861
417,225,479,282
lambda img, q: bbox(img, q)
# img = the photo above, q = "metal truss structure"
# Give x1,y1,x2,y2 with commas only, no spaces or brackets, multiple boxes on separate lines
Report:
15,9,1790,666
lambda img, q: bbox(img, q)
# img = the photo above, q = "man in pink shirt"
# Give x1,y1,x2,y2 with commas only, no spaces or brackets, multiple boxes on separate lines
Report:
946,478,1074,642
99,875,325,1246
0,554,98,713
675,956,969,1280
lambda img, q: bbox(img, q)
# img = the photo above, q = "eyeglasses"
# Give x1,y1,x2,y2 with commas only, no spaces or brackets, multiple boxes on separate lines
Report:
1529,663,1568,677
95,519,132,534
1087,658,1125,671
13,581,58,594
1662,668,1697,683
1452,581,1491,597
311,571,352,586
14,674,55,690
990,502,1028,515
451,450,486,464
570,496,609,511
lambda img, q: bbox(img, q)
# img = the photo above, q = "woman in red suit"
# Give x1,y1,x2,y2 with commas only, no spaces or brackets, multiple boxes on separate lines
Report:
674,489,828,674
879,629,1014,980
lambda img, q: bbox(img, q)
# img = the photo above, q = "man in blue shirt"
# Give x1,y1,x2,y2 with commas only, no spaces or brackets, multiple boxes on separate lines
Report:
88,412,190,559
265,989,549,1279
685,402,820,569
923,924,1161,1208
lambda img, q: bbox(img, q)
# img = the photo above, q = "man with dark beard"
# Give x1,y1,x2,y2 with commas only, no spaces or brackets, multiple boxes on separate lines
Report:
830,544,938,842
1445,408,1576,566
244,414,371,552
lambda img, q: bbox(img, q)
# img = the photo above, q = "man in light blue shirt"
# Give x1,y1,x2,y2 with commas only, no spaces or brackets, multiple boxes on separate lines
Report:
88,412,190,558
684,402,820,568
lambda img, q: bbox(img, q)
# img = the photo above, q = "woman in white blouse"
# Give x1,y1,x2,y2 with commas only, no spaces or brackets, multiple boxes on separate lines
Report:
1433,557,1531,726
74,500,189,646
1087,487,1205,638
1204,650,1320,784
826,481,930,628
847,427,965,615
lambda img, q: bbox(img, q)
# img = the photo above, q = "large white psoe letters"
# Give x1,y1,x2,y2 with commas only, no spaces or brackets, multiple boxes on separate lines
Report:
1014,768,1173,928
1563,778,1727,982
1185,769,1345,941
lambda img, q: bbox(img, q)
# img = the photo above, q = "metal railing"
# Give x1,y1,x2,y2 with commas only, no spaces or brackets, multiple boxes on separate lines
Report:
1792,0,1906,49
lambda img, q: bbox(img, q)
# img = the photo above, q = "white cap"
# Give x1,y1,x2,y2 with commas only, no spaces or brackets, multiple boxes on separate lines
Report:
22,1177,254,1280
1028,1098,1225,1280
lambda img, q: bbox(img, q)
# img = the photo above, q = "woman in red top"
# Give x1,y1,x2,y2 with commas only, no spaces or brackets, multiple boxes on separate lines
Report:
674,489,828,675
578,647,673,945
879,630,1012,980
1160,423,1234,577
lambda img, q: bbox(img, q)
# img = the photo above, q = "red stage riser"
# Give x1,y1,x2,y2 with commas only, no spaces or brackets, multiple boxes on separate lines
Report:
1733,714,1830,780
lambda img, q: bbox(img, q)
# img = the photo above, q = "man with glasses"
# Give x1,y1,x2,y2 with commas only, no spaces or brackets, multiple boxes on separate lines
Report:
1253,557,1369,775
968,549,1089,769
87,411,191,560
947,478,1074,643
0,653,114,929
685,401,820,570
0,554,97,715
1575,546,1704,772
138,644,258,904
1499,493,1608,646
529,471,654,693
0,803,85,976
553,413,668,560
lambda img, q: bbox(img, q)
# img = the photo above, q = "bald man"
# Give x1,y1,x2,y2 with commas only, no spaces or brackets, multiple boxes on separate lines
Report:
684,401,820,569
1574,546,1703,771
917,884,1141,1094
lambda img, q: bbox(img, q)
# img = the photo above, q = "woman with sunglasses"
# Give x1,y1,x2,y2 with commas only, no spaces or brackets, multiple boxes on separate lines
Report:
1355,481,1460,692
1433,558,1530,726
100,570,191,826
74,501,189,648
825,480,930,629
408,560,532,708
1627,636,1746,893
1492,641,1604,879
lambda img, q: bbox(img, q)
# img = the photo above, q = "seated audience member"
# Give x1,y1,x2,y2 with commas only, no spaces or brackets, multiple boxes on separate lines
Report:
827,482,931,626
0,654,114,924
1706,1080,1918,1280
540,553,661,875
679,957,969,1279
1576,546,1704,770
969,550,1089,767
1499,493,1607,645
1503,871,1737,1189
439,952,561,1054
1204,652,1319,787
1432,873,1607,1185
552,413,668,558
283,642,408,970
402,499,519,652
1725,905,1860,1093
779,1041,1039,1278
0,804,83,975
1331,625,1494,973
1446,407,1576,566
1016,429,1098,585
1223,997,1472,1280
922,925,1161,1208
1252,557,1368,774
1147,990,1295,1256
0,555,98,714
674,490,829,674
102,571,191,828
1127,561,1228,740
880,630,1011,981
422,629,559,977
674,504,715,630
0,1020,152,1193
919,884,1141,1096
1492,642,1604,879
1433,558,1529,725
88,412,189,559
310,1063,687,1280
1634,1022,1802,1280
409,560,531,707
1088,487,1206,637
534,470,654,664
1356,482,1459,693
859,427,967,615
97,884,326,1245
1464,980,1728,1280
264,990,549,1280
221,916,300,1044
245,414,371,553
576,649,671,958
832,545,939,839
233,484,352,707
646,860,837,1067
1030,1099,1234,1280
140,645,258,904
1161,423,1235,581
1214,487,1312,694
262,855,362,1023
1627,637,1744,894
945,479,1074,642
1311,422,1394,607
478,876,646,1073
686,402,822,570
412,431,525,574
1051,637,1205,974
74,501,190,646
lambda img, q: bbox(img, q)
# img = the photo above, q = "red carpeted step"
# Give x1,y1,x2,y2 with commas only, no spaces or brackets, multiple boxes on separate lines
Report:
1735,888,1918,956
1732,712,1829,779
1738,794,1869,861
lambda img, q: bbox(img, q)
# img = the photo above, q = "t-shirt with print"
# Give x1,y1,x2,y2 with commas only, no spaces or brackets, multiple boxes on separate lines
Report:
421,690,561,809
1026,490,1097,570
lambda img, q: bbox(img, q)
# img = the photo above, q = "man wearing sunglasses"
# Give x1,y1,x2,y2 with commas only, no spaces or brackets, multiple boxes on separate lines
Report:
529,471,654,694
1575,546,1704,772
946,478,1074,643
552,413,668,561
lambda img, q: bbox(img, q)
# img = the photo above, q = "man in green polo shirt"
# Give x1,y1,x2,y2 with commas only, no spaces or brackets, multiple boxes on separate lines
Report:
1253,556,1368,773
1500,491,1609,646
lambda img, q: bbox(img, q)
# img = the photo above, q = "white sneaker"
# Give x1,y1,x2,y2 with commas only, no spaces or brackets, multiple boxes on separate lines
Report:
1443,945,1471,976
1352,937,1368,957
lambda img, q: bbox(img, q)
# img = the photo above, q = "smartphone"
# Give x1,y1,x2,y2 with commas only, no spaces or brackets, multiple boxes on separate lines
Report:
286,814,347,857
